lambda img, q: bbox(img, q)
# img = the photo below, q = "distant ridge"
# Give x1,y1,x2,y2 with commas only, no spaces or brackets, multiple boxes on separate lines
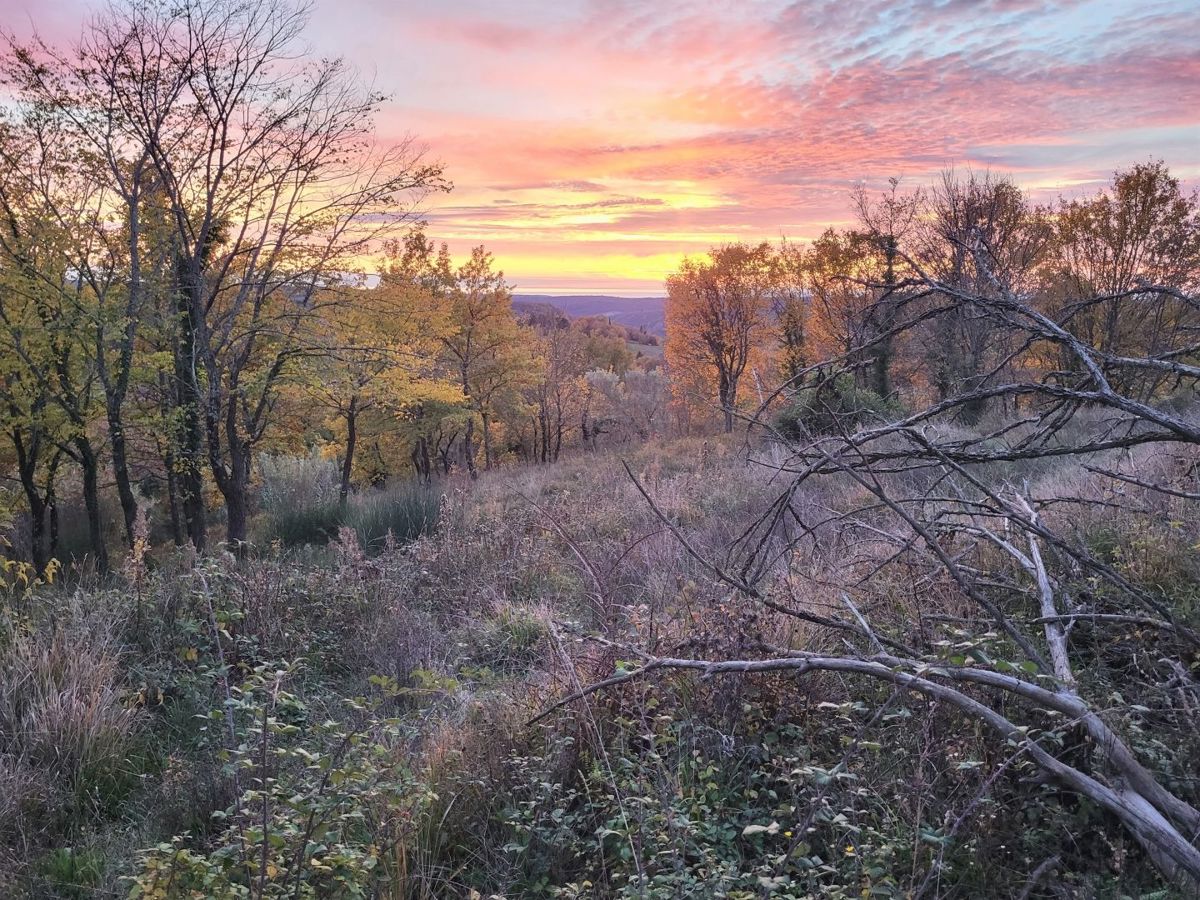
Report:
512,294,665,336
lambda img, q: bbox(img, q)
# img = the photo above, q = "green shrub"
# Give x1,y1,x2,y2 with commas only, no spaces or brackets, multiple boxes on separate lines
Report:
774,375,902,440
463,605,548,675
129,664,434,900
35,847,106,898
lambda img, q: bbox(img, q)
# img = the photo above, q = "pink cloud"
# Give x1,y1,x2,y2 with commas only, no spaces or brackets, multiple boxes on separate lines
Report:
4,0,1198,293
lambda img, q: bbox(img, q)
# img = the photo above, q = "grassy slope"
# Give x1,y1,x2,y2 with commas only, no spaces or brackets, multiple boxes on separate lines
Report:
1,434,1197,897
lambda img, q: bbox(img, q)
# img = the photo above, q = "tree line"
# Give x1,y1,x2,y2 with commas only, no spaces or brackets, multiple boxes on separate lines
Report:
665,164,1200,433
2,0,1197,586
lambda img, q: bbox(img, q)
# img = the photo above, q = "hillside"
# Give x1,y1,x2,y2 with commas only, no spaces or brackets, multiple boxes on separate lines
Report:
1,0,1198,896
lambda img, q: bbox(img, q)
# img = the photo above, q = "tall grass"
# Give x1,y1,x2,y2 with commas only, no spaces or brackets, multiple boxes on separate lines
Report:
259,453,440,550
259,451,342,546
0,609,142,860
342,482,441,553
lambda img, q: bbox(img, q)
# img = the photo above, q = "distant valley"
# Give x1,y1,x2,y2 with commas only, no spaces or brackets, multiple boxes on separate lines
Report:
512,294,665,336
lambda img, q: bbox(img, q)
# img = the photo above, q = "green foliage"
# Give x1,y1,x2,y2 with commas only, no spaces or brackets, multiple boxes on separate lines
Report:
129,662,434,899
774,375,902,440
498,711,920,899
461,605,548,675
35,847,107,898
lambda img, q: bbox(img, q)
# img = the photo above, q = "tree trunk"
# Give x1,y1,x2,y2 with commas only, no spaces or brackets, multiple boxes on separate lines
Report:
340,398,358,507
75,437,109,576
177,410,207,549
174,313,207,550
419,437,432,482
463,416,478,478
164,450,185,546
13,435,49,576
47,486,59,562
221,436,252,550
482,411,494,470
552,400,564,462
539,402,549,463
719,371,737,433
871,236,896,399
23,486,48,578
174,254,209,552
108,401,139,548
411,437,432,483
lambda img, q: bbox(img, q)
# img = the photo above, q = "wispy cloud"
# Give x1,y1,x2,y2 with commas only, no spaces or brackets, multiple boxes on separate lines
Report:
5,0,1198,292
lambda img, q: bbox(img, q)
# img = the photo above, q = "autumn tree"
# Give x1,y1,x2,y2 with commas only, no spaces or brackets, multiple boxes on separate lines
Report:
803,228,885,377
393,231,529,475
584,368,668,446
1050,161,1200,397
518,310,637,463
0,244,70,574
526,325,584,463
0,120,114,572
295,261,459,502
0,11,192,549
26,0,441,548
666,242,777,432
0,0,448,559
911,170,1050,420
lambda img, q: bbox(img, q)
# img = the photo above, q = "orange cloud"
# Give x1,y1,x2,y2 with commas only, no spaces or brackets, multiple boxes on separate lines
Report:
7,0,1199,293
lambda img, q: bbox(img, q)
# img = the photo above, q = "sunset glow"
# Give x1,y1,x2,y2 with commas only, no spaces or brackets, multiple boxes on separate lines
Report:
8,0,1200,293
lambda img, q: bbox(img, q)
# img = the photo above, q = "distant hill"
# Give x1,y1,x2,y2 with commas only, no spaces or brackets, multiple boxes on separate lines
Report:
512,294,665,336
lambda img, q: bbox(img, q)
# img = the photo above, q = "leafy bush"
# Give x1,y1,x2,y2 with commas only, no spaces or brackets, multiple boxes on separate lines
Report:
129,664,434,899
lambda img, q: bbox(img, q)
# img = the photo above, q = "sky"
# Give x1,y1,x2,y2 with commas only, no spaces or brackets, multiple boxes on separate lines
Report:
5,0,1200,295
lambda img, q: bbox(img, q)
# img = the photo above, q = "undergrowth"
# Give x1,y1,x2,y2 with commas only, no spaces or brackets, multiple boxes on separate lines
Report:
1,437,1196,898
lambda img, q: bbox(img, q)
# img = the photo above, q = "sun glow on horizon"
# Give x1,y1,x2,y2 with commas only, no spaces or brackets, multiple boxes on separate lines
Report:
11,0,1193,294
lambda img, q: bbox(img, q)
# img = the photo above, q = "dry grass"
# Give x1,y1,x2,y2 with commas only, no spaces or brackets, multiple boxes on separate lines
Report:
0,601,143,881
1,426,1196,896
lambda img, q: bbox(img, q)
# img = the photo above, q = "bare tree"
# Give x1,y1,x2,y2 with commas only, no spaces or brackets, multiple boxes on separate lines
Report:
913,170,1051,421
853,177,920,399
